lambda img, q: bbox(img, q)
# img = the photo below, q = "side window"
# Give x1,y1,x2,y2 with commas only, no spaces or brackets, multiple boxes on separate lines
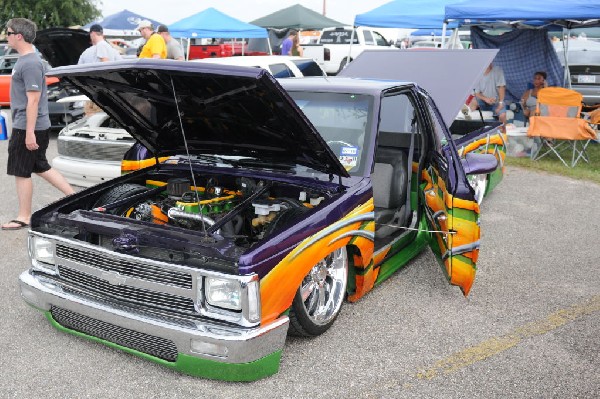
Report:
378,92,422,156
363,31,375,46
373,31,389,46
425,95,447,151
320,29,358,44
380,94,421,131
269,63,295,78
291,60,325,77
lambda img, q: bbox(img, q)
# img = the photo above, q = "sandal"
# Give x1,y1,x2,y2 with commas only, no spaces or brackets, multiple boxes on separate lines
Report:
1,220,30,230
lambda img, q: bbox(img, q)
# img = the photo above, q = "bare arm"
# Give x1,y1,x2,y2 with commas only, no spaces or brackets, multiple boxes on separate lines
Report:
151,54,161,59
522,89,532,117
495,85,506,113
25,90,41,151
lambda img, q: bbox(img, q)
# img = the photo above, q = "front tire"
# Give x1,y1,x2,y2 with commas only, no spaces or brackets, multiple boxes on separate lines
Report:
288,247,349,337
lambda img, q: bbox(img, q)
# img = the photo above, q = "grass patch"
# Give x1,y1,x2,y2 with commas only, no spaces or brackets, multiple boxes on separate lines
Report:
505,140,600,184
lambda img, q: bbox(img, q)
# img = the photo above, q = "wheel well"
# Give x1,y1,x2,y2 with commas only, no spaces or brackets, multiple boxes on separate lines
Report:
346,244,364,296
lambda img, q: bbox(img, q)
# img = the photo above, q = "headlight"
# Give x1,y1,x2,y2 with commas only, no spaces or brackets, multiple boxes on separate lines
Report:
205,277,241,310
29,235,57,274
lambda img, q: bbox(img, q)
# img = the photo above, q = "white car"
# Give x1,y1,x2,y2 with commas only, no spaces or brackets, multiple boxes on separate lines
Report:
192,55,326,77
52,96,135,187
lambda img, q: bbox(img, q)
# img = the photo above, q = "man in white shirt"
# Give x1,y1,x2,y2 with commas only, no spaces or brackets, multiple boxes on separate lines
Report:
78,24,121,64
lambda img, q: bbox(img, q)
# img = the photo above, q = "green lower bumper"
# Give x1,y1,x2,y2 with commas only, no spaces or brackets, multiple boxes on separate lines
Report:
45,311,282,381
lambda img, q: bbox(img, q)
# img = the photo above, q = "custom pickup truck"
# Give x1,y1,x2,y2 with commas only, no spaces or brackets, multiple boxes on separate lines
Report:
302,26,393,75
19,50,505,381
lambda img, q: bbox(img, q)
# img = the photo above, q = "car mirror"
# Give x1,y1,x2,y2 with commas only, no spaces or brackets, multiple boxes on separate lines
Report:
461,152,498,175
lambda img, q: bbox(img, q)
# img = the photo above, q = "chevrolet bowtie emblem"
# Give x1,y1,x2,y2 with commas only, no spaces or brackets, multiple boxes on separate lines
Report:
102,271,127,286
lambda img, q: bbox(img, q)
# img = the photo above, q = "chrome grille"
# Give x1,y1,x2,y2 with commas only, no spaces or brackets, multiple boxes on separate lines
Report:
56,244,193,289
51,306,178,362
57,138,134,161
58,265,197,314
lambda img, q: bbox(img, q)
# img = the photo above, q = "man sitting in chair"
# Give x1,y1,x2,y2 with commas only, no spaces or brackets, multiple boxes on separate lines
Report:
470,63,507,125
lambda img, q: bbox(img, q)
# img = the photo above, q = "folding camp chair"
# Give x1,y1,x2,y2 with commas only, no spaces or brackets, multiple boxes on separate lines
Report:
527,87,597,167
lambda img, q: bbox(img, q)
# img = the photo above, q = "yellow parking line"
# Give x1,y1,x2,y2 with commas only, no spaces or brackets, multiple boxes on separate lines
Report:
416,295,600,380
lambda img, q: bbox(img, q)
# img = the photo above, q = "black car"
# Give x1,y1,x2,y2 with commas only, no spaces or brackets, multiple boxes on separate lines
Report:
34,28,91,130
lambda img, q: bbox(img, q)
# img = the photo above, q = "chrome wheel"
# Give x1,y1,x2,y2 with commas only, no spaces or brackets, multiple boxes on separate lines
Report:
288,247,348,336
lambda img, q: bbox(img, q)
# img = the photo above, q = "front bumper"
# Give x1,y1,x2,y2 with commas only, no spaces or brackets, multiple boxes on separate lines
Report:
20,270,289,381
52,156,121,188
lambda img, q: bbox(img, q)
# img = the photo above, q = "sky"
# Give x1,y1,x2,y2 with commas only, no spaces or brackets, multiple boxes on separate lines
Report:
97,0,393,28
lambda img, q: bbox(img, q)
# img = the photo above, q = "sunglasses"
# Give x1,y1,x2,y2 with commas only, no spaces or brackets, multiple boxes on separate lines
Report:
6,31,19,36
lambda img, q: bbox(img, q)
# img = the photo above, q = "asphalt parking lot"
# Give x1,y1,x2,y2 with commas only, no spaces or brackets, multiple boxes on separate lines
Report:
0,136,598,398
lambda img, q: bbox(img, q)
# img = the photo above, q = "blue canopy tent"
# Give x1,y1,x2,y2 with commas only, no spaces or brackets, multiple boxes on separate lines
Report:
353,1,466,47
444,0,600,100
168,8,270,59
411,29,446,36
445,0,600,29
354,0,462,29
83,9,164,37
169,8,268,39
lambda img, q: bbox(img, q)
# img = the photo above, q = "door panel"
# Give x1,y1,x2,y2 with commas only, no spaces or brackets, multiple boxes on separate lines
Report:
422,150,480,296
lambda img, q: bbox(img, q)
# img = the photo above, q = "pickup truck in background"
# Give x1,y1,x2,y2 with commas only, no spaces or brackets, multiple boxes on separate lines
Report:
302,26,393,75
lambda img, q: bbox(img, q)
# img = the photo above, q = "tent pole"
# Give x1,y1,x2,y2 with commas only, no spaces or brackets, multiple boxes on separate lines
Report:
267,36,273,55
346,26,356,72
186,38,190,61
441,22,447,48
563,28,571,88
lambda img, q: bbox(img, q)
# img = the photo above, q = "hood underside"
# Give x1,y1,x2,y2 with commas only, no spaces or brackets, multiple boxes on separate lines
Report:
34,28,91,68
47,59,348,177
339,49,499,127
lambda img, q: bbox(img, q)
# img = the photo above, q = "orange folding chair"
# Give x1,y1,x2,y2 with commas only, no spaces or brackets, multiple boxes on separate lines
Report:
527,87,597,167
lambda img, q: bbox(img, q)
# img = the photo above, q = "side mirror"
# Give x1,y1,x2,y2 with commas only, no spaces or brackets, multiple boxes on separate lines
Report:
461,152,498,175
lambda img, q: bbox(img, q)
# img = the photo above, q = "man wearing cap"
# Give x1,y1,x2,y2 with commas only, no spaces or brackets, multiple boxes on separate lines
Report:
157,25,184,61
137,20,166,59
78,24,121,64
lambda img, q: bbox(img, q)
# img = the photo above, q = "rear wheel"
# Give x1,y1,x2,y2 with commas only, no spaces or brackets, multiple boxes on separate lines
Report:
288,247,349,337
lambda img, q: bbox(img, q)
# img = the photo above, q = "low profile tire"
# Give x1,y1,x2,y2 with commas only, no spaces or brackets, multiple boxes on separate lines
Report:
93,184,150,215
288,247,349,337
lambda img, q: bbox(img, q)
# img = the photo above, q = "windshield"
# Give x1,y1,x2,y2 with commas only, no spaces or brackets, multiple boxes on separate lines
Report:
288,91,373,176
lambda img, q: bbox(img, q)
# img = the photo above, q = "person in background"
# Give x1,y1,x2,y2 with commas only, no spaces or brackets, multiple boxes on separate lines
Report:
137,20,166,59
521,71,548,118
2,18,74,230
281,30,297,56
291,32,303,56
77,24,121,64
78,24,121,116
157,25,185,60
471,62,508,125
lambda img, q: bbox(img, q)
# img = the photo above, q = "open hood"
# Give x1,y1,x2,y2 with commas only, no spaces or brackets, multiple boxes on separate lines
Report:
47,59,349,177
34,28,91,68
339,49,498,127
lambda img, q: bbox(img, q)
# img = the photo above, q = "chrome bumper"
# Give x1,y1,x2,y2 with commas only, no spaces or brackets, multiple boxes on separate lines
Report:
19,270,289,364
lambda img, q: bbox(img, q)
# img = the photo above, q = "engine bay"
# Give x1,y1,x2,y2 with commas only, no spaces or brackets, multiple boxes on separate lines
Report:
78,170,334,249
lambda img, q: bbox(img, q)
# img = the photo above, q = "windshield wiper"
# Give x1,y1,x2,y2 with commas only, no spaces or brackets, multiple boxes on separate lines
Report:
232,158,294,171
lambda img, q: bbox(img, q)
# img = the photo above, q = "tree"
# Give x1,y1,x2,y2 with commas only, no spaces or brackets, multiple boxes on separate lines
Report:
0,0,102,31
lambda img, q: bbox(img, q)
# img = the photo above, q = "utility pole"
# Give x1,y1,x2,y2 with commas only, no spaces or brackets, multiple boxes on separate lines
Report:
323,0,327,16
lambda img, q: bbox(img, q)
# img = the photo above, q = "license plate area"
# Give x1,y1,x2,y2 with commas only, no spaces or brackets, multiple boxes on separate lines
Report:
577,75,596,84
